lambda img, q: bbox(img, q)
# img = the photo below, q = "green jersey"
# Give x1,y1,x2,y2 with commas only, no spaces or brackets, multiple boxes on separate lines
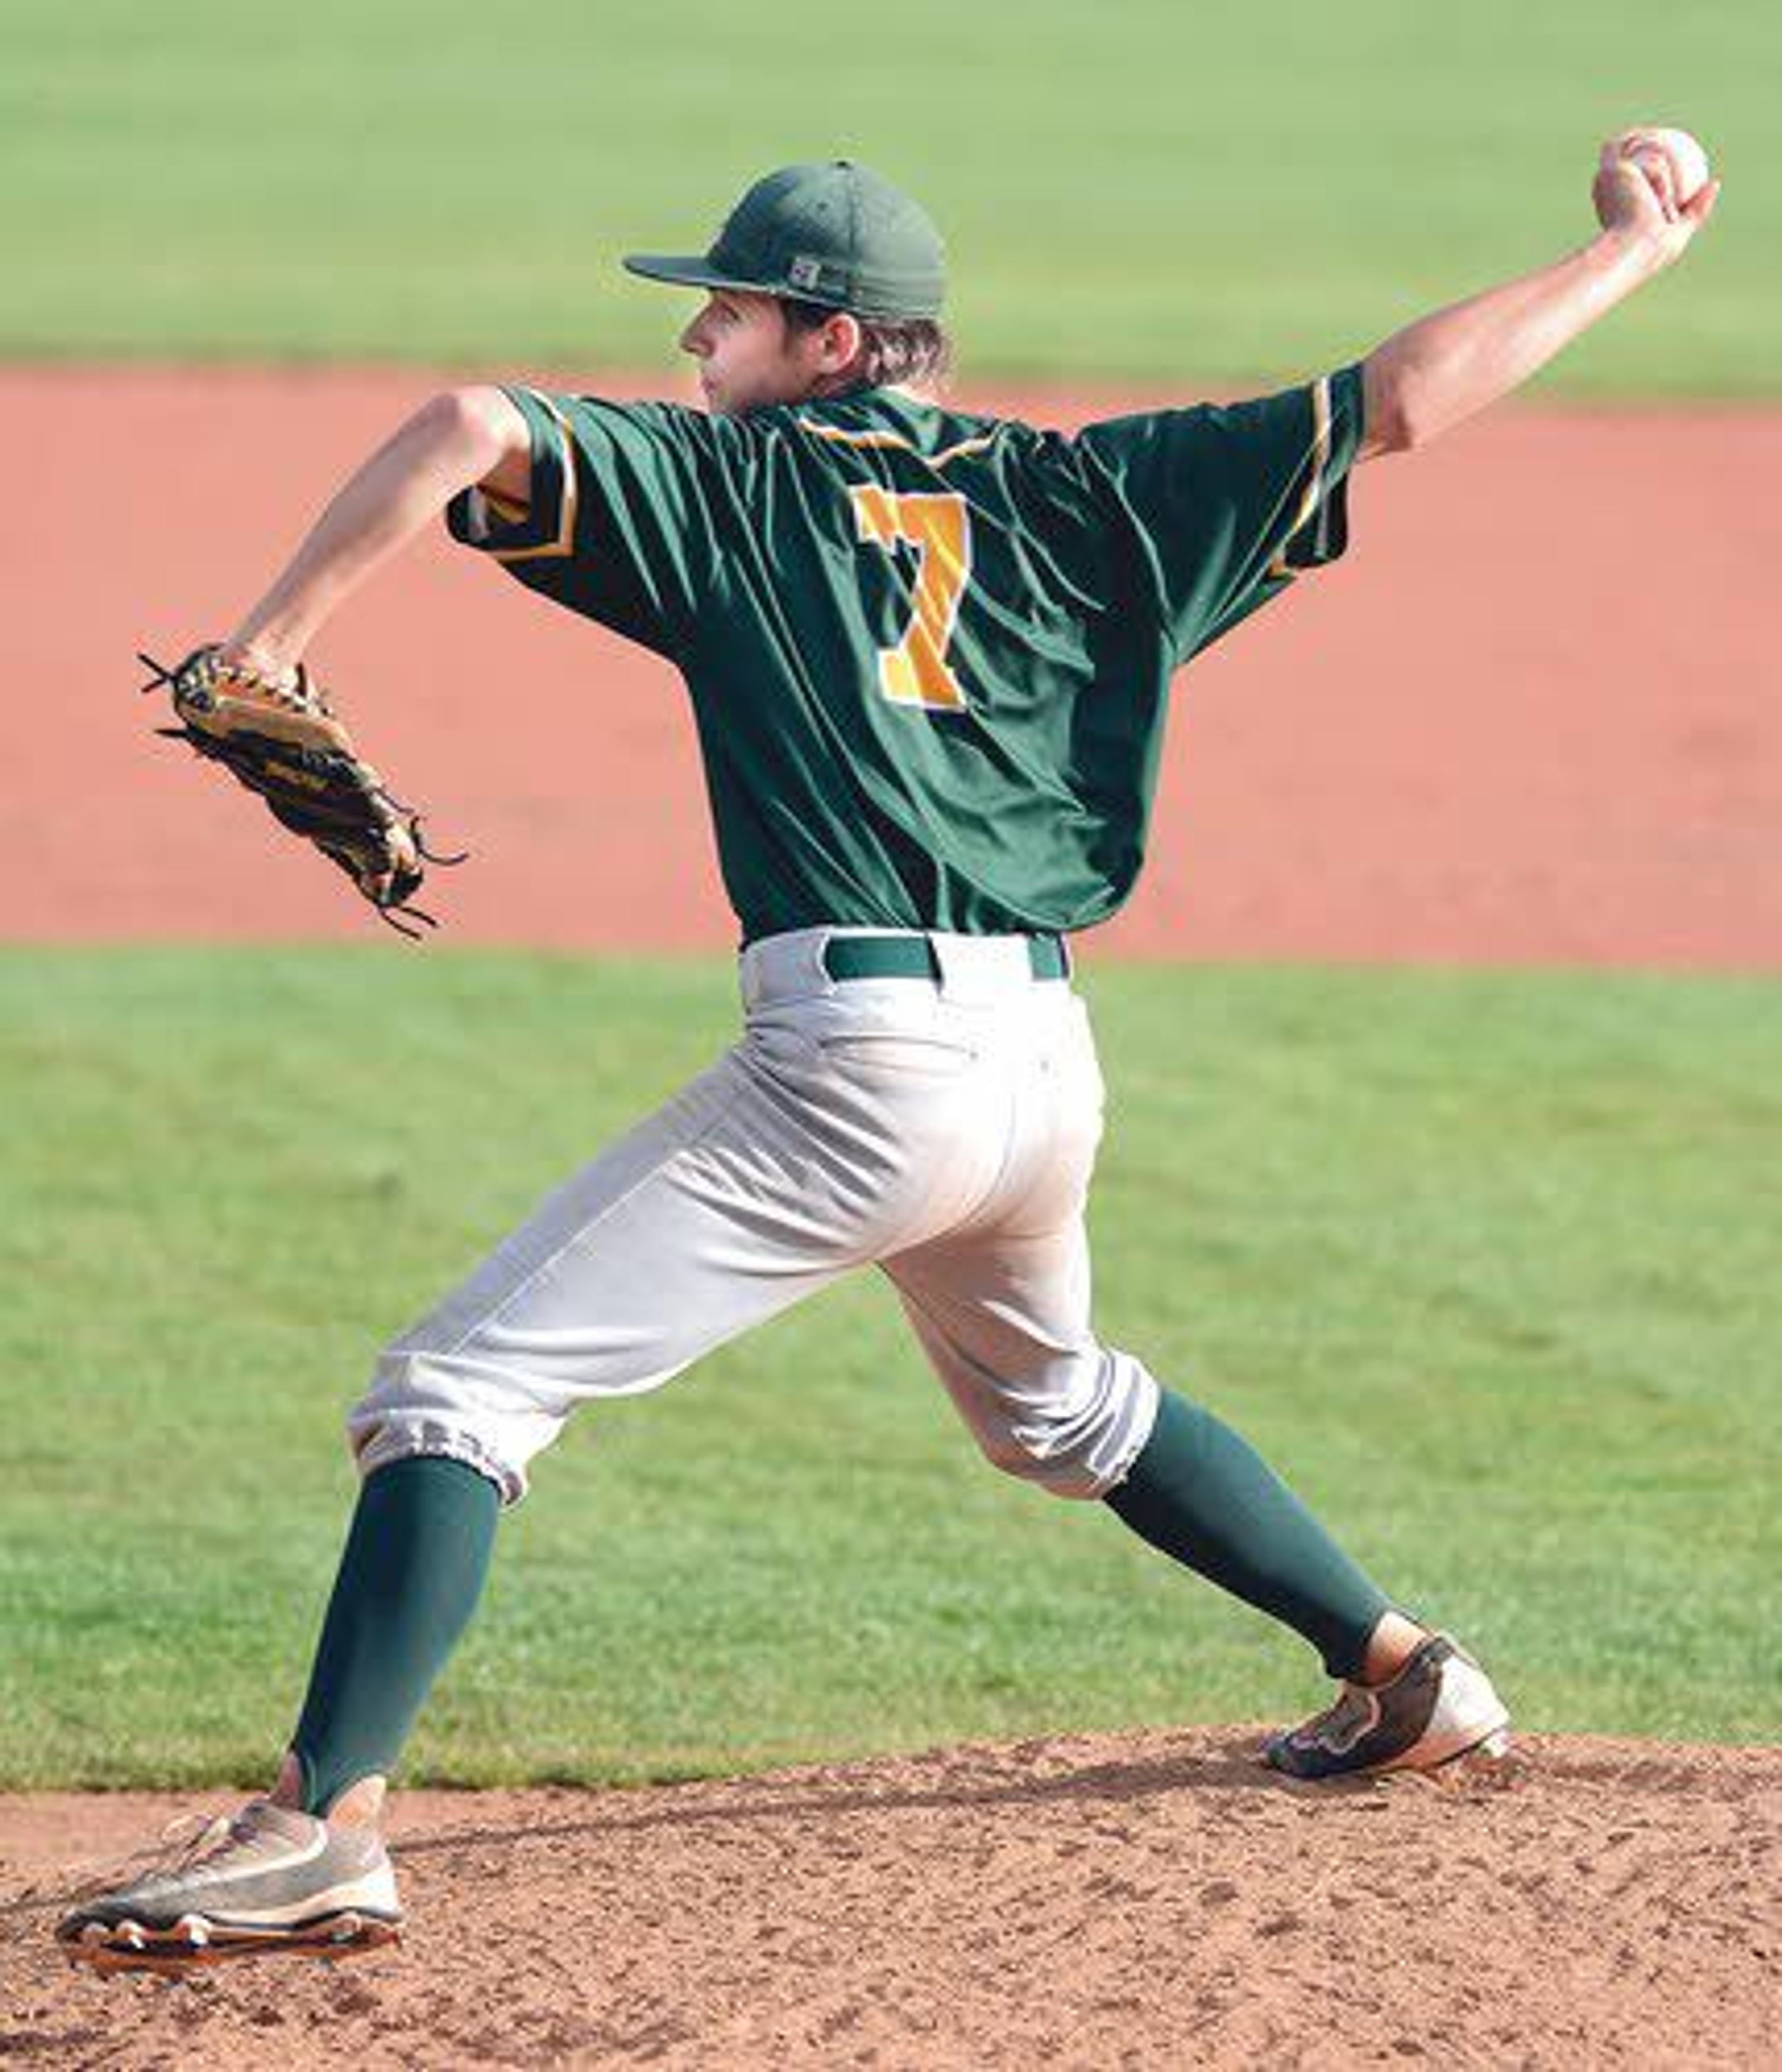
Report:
447,371,1364,942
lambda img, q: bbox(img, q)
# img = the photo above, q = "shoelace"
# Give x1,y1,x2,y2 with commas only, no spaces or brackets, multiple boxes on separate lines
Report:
58,1805,248,1904
151,1807,249,1872
1292,1681,1375,1748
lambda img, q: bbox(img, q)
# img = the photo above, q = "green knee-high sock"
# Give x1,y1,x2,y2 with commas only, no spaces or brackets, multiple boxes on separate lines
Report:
290,1455,501,1815
1105,1389,1392,1680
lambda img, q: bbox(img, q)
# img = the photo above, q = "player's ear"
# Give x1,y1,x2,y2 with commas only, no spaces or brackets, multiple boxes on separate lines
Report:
822,311,864,374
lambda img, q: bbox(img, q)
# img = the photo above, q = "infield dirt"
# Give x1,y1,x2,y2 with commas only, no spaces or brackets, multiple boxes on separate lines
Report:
5,368,1781,968
5,1731,1780,2068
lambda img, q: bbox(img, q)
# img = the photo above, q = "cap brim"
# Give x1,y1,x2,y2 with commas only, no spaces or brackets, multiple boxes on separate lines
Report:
623,252,777,297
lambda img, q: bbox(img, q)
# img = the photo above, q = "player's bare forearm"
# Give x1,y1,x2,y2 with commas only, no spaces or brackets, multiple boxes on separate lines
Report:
1361,137,1719,458
224,388,529,677
1361,236,1659,454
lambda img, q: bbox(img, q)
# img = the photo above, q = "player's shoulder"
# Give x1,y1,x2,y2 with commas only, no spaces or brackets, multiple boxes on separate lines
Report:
537,388,711,440
755,387,1083,482
499,387,765,491
517,383,1078,462
1075,366,1366,456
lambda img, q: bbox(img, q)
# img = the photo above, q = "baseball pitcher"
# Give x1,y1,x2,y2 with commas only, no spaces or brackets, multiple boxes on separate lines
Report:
62,140,1717,1969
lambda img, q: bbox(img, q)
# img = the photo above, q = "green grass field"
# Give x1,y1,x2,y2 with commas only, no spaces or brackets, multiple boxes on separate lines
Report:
3,0,1774,392
2,947,1776,1790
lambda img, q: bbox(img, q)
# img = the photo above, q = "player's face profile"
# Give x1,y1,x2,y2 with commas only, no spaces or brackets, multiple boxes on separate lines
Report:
679,290,818,415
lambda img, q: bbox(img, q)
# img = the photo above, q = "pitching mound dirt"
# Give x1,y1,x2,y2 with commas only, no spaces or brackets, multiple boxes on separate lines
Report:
4,1730,1777,2067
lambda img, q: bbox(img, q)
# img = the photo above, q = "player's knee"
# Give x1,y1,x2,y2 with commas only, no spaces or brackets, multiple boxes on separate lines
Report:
347,1347,553,1508
971,1348,1159,1501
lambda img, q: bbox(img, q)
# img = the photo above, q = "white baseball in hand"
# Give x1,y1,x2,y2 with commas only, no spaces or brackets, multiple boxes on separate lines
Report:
1616,126,1711,215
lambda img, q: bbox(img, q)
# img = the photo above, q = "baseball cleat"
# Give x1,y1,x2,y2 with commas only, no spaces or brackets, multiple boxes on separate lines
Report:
1263,1633,1511,1781
57,1799,402,1973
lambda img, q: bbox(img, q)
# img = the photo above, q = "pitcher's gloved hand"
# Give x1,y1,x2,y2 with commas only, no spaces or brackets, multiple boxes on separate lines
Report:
140,644,466,938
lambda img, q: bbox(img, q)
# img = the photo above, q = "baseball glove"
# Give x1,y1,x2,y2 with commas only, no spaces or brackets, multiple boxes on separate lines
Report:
140,644,465,938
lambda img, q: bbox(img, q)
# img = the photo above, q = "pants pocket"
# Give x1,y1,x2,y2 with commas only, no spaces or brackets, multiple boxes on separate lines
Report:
816,1032,980,1080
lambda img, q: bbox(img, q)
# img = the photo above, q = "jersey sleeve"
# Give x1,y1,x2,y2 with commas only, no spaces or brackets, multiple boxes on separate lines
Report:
1076,363,1366,663
444,387,716,660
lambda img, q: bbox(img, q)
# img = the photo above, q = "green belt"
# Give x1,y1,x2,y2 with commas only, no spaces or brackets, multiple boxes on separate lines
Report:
821,933,1070,984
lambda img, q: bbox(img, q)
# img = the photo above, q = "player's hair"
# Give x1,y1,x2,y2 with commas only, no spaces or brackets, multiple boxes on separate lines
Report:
780,298,954,394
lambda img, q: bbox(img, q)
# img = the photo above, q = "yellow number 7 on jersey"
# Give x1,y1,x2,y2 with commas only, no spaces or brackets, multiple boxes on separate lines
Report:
849,486,973,712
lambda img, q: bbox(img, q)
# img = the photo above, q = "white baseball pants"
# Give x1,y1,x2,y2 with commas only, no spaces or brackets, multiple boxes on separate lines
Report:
349,928,1161,1504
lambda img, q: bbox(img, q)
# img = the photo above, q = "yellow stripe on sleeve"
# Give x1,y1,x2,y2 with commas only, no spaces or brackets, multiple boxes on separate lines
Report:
491,393,578,562
1266,375,1334,581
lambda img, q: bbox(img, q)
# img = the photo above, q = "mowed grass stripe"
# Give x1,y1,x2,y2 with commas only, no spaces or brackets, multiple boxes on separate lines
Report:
0,946,1776,1788
2,0,1775,392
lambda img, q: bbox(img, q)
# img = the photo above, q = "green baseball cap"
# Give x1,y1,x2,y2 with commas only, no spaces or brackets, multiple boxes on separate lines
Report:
625,161,946,320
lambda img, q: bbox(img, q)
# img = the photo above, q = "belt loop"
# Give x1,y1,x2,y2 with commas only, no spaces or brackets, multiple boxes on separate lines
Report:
739,928,839,1010
931,932,1028,1002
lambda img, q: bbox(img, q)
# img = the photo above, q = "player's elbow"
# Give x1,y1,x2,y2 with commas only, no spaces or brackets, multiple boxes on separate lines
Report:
1360,356,1421,456
422,387,531,474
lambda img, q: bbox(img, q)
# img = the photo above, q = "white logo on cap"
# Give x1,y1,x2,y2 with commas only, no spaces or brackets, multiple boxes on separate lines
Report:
788,256,825,290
